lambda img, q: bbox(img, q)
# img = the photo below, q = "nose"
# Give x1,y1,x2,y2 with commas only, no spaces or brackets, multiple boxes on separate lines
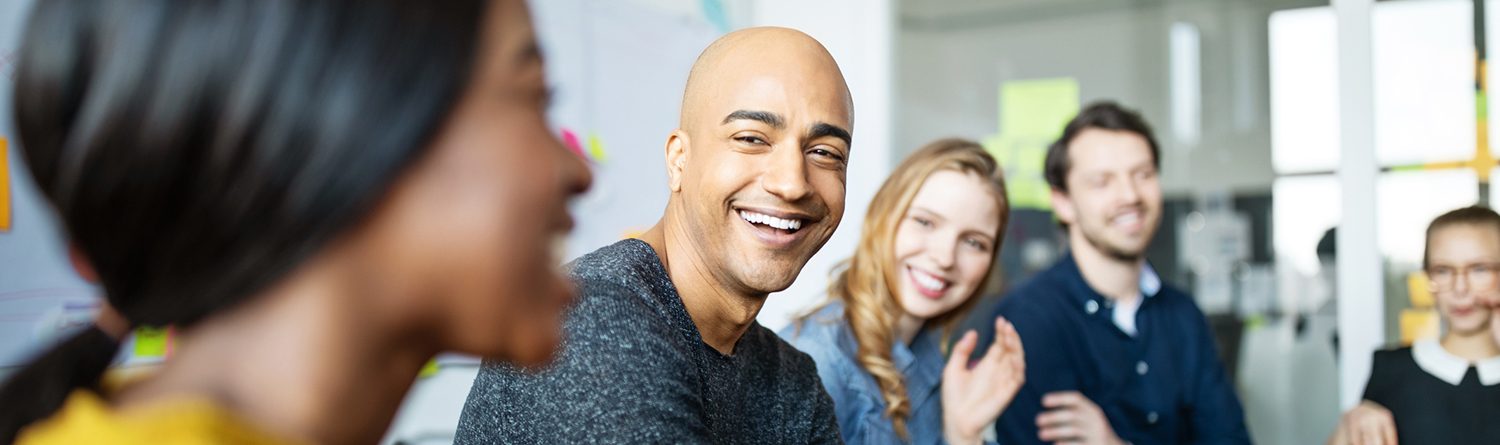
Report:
761,144,811,202
929,232,958,270
1118,176,1142,206
556,138,592,197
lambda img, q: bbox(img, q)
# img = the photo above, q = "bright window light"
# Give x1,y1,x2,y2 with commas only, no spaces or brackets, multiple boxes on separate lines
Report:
1170,22,1201,149
1269,7,1340,174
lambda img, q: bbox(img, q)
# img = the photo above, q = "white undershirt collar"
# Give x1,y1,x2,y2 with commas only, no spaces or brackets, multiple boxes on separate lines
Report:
1109,263,1160,337
1411,338,1500,386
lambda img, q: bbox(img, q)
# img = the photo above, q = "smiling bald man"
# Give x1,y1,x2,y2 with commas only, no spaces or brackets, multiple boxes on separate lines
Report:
455,27,852,444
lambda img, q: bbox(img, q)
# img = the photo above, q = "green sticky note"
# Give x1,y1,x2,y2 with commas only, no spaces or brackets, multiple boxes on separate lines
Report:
980,77,1080,211
999,78,1080,140
133,326,169,357
419,358,440,378
587,135,608,164
983,134,1053,211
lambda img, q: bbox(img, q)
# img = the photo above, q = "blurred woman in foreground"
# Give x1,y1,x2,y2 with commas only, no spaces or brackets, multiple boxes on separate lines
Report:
1329,206,1500,445
780,139,1026,445
0,0,589,443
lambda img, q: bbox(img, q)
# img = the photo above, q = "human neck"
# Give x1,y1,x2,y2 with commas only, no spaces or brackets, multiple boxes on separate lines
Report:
640,206,766,355
895,312,924,346
1441,327,1500,362
112,262,434,445
1069,229,1144,304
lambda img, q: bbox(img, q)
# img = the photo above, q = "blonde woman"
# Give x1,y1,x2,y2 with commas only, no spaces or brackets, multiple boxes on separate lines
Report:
779,139,1026,445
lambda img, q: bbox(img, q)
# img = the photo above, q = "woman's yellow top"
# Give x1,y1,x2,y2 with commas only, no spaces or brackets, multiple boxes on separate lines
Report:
16,390,308,445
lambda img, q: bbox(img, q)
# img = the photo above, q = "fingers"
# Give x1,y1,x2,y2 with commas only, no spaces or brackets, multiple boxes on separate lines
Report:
1042,391,1085,409
1379,416,1397,445
1037,423,1082,442
1035,408,1077,427
946,330,978,374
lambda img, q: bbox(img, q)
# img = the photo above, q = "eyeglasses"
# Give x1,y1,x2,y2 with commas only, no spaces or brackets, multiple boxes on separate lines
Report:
1427,263,1500,292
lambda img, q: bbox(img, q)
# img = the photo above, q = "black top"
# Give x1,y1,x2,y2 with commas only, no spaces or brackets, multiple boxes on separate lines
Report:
455,239,843,444
1362,347,1500,445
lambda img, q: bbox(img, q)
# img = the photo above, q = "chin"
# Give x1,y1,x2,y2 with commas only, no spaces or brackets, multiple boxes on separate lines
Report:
510,330,563,368
732,253,811,293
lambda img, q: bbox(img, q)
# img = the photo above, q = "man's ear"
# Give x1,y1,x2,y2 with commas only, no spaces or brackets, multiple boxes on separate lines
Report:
1050,188,1077,226
665,129,689,193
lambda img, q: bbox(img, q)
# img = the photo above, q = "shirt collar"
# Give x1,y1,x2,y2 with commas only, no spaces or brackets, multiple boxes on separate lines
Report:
1411,338,1500,386
1059,254,1163,315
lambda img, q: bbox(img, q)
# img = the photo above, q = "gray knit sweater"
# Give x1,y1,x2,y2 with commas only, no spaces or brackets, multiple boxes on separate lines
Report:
455,239,843,444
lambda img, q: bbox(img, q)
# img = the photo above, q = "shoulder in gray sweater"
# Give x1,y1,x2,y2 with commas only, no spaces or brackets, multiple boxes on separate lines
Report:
455,238,843,444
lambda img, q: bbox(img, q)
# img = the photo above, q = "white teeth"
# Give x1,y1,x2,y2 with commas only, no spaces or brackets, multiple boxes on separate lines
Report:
1113,213,1140,225
739,210,802,231
910,267,947,292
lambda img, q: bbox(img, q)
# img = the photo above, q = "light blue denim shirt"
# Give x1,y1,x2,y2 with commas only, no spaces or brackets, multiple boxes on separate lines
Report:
779,301,998,445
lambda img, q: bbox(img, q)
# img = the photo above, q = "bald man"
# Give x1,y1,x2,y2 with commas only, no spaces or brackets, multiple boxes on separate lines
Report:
455,28,852,444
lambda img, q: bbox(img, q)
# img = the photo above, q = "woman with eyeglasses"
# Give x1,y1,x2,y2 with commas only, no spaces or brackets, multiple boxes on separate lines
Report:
1327,206,1500,445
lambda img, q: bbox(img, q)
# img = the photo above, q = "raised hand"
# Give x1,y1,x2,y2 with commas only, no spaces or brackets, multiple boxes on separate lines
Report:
1327,400,1397,445
1036,391,1125,445
941,316,1026,445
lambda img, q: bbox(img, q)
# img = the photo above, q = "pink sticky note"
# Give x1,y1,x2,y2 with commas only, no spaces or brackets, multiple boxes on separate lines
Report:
560,128,586,158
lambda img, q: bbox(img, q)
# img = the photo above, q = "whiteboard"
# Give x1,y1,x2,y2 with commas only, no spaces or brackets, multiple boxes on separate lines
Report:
0,0,100,369
534,0,722,261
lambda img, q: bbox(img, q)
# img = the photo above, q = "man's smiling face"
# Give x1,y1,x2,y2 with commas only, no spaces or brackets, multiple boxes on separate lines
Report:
673,28,853,297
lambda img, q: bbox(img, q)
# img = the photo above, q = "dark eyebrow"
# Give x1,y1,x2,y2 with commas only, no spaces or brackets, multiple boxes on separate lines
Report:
808,122,852,147
722,110,785,129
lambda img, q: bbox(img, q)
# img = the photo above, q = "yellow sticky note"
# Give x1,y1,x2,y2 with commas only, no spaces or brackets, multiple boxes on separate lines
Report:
1,137,10,232
133,326,170,357
587,135,608,164
419,358,440,378
1407,271,1434,308
1400,308,1440,346
980,78,1080,211
999,78,1080,140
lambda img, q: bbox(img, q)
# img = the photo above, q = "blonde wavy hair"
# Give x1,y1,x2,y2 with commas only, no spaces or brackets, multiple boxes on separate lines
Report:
800,138,1009,438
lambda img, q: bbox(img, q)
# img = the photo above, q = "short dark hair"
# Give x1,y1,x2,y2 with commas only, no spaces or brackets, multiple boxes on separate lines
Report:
1043,101,1161,193
1425,205,1500,270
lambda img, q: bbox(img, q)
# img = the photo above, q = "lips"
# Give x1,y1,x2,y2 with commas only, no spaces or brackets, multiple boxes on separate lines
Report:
1109,208,1145,233
907,265,949,299
737,208,810,248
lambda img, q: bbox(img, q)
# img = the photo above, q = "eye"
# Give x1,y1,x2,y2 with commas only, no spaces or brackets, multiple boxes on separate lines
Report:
735,136,768,145
808,148,846,164
964,237,989,252
913,217,932,228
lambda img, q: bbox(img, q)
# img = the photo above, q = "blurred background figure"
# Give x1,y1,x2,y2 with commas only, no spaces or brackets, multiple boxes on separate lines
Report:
982,102,1251,445
0,0,590,443
781,139,1025,445
1329,206,1500,445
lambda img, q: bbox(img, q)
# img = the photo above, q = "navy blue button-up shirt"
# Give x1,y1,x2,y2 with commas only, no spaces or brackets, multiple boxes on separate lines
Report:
980,254,1251,445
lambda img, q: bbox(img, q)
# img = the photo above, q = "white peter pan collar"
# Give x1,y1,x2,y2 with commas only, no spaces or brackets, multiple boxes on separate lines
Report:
1411,338,1500,386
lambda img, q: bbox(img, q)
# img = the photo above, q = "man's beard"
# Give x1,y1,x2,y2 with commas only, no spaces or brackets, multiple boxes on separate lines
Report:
1079,218,1151,262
